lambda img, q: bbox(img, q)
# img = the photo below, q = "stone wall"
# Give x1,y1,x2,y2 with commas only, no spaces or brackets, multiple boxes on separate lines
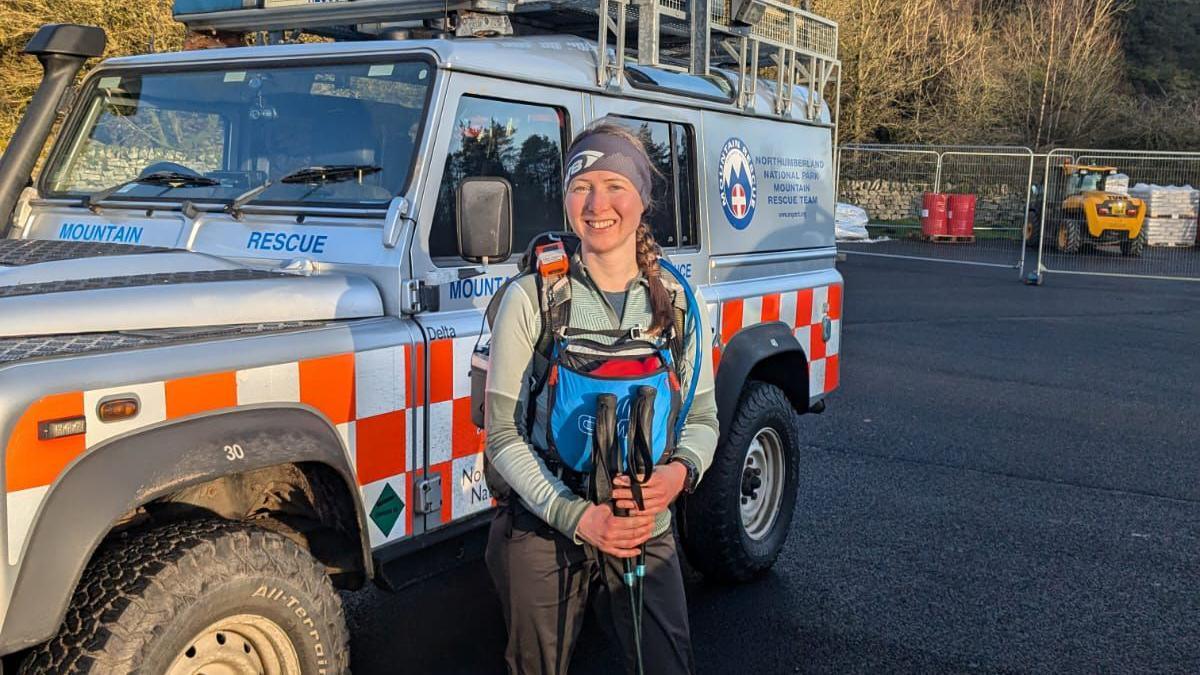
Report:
52,142,222,192
838,179,926,223
839,178,1030,227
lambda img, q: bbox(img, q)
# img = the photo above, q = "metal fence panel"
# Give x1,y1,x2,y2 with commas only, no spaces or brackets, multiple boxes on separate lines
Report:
938,150,1034,269
836,145,1034,270
1034,149,1200,283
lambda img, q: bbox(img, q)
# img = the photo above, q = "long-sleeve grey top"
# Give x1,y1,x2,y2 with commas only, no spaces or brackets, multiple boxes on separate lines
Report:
483,261,719,541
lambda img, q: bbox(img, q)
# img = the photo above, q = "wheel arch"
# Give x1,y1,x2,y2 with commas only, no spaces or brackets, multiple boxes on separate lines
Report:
715,321,810,445
0,405,371,656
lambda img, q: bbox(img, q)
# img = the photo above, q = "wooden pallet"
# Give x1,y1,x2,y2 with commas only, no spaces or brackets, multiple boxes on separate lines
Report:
1148,241,1196,248
922,234,976,244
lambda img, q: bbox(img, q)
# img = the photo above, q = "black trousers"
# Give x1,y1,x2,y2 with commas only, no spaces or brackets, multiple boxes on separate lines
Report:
485,505,695,675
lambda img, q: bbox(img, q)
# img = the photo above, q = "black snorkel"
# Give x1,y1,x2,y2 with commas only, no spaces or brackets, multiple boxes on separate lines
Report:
0,24,106,236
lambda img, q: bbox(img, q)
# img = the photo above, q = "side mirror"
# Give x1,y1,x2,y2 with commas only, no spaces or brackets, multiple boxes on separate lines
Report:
456,177,513,264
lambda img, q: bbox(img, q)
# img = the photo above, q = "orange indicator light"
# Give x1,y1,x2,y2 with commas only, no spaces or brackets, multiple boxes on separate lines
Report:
98,398,139,422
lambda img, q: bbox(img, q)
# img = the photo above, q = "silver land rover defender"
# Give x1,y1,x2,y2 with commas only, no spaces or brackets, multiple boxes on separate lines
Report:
0,2,842,671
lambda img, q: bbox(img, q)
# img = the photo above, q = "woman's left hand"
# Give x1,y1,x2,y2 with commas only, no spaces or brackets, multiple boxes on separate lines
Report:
612,462,687,516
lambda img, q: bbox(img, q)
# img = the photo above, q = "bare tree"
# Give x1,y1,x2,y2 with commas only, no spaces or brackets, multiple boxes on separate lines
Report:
814,0,988,143
994,0,1127,149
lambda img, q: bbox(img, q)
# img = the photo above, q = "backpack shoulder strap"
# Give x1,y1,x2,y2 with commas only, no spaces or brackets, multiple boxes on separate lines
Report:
485,231,579,350
533,271,571,357
523,236,574,433
531,238,573,357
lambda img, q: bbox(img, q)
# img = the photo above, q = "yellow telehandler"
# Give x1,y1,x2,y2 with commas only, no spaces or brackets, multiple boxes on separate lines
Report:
1053,164,1147,256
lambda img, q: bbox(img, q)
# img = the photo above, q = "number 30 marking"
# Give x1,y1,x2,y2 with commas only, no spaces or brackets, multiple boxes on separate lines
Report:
224,444,245,461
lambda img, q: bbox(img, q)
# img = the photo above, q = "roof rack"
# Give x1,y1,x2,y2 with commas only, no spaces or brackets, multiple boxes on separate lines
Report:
176,0,839,124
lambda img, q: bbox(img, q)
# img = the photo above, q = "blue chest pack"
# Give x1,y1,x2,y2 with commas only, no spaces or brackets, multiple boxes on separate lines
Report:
545,327,680,473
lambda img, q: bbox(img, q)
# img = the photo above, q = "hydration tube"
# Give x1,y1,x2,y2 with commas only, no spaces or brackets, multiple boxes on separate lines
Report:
658,258,703,437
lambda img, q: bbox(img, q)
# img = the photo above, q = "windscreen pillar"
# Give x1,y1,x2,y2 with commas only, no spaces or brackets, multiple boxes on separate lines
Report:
0,24,106,237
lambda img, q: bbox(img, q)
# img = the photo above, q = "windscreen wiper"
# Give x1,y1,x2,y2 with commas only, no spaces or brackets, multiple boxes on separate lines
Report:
86,171,220,212
279,164,382,184
225,180,274,219
223,164,383,217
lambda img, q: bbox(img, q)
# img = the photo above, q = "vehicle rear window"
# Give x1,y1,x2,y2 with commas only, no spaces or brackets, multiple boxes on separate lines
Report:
611,116,699,248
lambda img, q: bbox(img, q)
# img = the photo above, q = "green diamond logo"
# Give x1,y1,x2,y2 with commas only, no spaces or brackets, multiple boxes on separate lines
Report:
369,483,405,536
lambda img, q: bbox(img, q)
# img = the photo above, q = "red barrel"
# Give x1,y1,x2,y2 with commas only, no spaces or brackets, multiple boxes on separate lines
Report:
921,192,949,236
947,194,976,237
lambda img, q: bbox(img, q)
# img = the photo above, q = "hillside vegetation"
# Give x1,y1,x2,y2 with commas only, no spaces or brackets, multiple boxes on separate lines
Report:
0,0,1196,153
817,0,1200,150
0,0,181,152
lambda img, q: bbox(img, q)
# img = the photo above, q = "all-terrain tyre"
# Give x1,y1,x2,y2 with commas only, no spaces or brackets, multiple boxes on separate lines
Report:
679,381,801,583
1056,219,1082,253
20,519,349,675
1120,226,1147,257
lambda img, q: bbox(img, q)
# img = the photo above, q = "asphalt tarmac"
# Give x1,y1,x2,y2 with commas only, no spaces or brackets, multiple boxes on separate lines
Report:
840,234,1200,280
344,255,1200,674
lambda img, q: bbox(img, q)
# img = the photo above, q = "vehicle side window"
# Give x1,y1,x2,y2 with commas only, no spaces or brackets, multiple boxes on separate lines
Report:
611,117,698,248
431,96,567,261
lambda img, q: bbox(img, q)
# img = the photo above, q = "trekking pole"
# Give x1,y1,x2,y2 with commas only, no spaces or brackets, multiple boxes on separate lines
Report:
628,386,658,657
589,391,643,675
606,386,655,675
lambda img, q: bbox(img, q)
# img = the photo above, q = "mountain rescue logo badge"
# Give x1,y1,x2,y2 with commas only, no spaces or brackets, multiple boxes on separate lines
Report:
718,137,757,230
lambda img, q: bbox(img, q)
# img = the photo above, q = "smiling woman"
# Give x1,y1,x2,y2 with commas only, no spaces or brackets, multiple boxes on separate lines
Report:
482,119,718,675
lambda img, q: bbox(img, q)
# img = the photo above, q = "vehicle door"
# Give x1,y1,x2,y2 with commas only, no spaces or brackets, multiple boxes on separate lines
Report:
407,72,585,534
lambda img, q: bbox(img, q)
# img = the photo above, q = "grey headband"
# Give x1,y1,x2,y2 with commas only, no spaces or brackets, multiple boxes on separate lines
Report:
563,132,653,206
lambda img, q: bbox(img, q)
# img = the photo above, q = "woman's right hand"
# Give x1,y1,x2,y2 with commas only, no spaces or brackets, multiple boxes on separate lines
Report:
574,503,656,558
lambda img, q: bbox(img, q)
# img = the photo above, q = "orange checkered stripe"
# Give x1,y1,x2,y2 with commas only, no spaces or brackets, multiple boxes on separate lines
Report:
3,339,492,566
712,283,843,397
419,336,494,533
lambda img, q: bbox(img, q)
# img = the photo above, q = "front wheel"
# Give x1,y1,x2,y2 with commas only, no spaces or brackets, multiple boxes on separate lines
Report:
680,381,801,583
20,519,349,675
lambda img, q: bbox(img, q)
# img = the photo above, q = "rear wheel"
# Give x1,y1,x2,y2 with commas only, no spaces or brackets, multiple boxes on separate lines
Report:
19,519,348,675
1023,217,1041,249
1056,219,1082,253
680,381,801,583
1120,226,1147,257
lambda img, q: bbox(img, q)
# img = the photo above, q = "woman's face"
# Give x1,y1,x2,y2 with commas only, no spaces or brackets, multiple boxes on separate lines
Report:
565,169,644,257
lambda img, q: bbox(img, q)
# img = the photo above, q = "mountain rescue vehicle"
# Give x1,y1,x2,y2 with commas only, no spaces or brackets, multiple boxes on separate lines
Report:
0,1,842,670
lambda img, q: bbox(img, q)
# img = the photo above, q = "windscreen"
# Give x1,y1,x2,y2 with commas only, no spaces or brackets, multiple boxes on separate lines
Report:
1069,172,1104,195
44,59,432,207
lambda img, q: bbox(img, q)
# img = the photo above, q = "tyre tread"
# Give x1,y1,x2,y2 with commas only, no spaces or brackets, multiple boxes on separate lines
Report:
19,519,349,674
